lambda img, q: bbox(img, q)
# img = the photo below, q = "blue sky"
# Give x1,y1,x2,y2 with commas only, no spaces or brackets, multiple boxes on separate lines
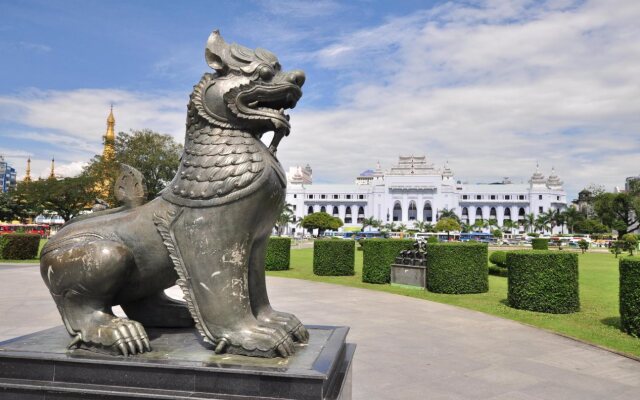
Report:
1,0,639,199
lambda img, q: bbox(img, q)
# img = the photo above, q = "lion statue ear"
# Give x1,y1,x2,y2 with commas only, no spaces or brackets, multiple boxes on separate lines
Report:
205,30,229,75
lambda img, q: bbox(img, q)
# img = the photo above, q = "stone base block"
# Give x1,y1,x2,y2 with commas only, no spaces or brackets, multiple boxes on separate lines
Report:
391,263,426,288
0,325,354,400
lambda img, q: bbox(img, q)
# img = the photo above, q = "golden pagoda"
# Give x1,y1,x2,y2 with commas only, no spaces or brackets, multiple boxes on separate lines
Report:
23,157,32,183
103,105,116,162
93,107,118,201
48,157,56,180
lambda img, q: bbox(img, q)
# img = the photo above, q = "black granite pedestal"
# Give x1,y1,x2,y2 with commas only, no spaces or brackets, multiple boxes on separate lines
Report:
0,325,354,400
390,263,426,289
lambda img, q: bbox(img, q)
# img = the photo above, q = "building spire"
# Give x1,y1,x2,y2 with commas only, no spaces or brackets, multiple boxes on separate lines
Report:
23,157,32,183
48,157,55,180
102,105,116,162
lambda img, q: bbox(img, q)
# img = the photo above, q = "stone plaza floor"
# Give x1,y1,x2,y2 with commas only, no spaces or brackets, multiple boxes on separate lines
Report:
2,262,640,399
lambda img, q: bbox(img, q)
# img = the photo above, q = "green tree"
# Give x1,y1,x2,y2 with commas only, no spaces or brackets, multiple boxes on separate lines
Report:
397,223,408,232
83,129,183,204
301,212,343,236
435,217,461,241
503,219,518,234
413,220,432,233
492,228,503,239
594,193,640,236
41,177,95,221
460,221,472,233
274,203,294,236
535,213,551,233
438,208,460,222
621,233,638,256
523,213,536,233
473,218,485,232
578,239,589,254
561,207,583,234
361,217,378,232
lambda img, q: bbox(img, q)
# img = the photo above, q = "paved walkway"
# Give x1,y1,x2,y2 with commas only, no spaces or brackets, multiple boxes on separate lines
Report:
1,263,640,399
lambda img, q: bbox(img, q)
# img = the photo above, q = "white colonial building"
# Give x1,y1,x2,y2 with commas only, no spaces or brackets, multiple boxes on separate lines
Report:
285,155,568,235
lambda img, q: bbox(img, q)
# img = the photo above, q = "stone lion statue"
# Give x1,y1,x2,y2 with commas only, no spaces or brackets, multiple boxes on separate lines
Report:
40,30,308,358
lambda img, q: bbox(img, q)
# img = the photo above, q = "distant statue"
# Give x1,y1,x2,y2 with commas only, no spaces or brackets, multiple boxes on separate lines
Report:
40,30,307,358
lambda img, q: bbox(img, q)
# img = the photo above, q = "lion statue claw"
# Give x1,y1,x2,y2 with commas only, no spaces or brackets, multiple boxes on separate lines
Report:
40,30,307,358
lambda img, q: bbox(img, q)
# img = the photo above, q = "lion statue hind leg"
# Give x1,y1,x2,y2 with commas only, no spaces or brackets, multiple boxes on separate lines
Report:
40,239,151,356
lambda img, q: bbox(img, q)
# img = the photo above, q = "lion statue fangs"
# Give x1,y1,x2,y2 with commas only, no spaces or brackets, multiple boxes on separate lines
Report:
39,30,308,358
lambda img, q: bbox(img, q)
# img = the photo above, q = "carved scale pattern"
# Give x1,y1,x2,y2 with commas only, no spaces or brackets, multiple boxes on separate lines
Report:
166,75,265,202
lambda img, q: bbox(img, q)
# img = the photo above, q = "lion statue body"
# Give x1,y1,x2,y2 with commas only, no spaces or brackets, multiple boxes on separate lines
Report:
40,31,307,358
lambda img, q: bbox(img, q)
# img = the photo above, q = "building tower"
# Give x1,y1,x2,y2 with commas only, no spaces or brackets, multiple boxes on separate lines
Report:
23,157,32,183
48,157,56,180
102,105,116,162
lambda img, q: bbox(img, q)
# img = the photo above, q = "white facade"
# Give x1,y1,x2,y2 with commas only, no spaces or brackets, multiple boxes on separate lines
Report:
286,156,568,235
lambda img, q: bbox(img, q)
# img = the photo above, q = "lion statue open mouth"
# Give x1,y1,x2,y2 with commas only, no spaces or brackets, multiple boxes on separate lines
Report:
40,30,307,358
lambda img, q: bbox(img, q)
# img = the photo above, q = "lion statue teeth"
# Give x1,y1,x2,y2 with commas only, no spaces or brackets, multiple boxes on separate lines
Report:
40,30,308,358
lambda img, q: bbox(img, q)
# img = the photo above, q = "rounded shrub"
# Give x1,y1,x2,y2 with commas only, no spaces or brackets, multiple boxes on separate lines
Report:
619,257,640,336
489,251,507,268
265,237,291,271
426,242,488,294
507,251,579,314
531,238,549,250
362,239,414,284
0,234,40,260
313,240,355,276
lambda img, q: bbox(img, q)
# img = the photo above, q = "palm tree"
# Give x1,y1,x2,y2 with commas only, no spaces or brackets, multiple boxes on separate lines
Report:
397,223,408,232
503,219,518,234
473,219,485,232
439,208,460,222
561,207,582,234
487,218,499,231
361,217,378,232
460,222,472,233
523,213,536,233
274,203,294,236
384,222,397,232
535,213,551,234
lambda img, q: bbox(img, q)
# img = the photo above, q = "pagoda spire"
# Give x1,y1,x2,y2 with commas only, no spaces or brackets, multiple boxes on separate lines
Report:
102,105,116,162
48,157,56,180
23,157,32,183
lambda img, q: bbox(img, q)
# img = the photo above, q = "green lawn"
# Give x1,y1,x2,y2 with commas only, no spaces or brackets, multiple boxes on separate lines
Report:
267,248,640,358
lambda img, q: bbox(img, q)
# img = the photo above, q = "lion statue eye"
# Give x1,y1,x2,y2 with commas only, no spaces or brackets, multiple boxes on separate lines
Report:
259,66,274,81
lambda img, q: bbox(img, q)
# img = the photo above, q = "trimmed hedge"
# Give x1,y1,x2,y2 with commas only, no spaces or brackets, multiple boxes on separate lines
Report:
0,234,40,260
265,237,291,271
620,257,640,336
507,251,579,314
531,238,549,250
489,251,507,268
426,242,488,294
362,239,414,283
313,240,355,276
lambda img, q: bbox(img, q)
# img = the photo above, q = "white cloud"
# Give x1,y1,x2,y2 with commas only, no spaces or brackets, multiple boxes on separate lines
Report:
276,0,640,197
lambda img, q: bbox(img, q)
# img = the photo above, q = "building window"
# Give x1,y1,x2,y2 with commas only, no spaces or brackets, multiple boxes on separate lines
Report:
320,206,326,213
345,206,352,223
557,196,560,201
462,195,468,200
346,194,352,199
490,195,496,200
308,194,314,199
423,202,433,222
505,195,510,200
518,195,525,200
539,206,543,213
476,195,482,200
357,206,365,223
538,195,543,200
292,205,296,211
333,194,339,199
393,202,402,222
332,206,339,216
321,194,326,199
293,194,297,199
358,194,365,199
408,201,417,221
307,206,313,215
476,207,483,221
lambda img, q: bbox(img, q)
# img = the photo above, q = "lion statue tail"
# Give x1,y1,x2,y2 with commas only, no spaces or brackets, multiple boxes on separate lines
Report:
64,164,148,226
